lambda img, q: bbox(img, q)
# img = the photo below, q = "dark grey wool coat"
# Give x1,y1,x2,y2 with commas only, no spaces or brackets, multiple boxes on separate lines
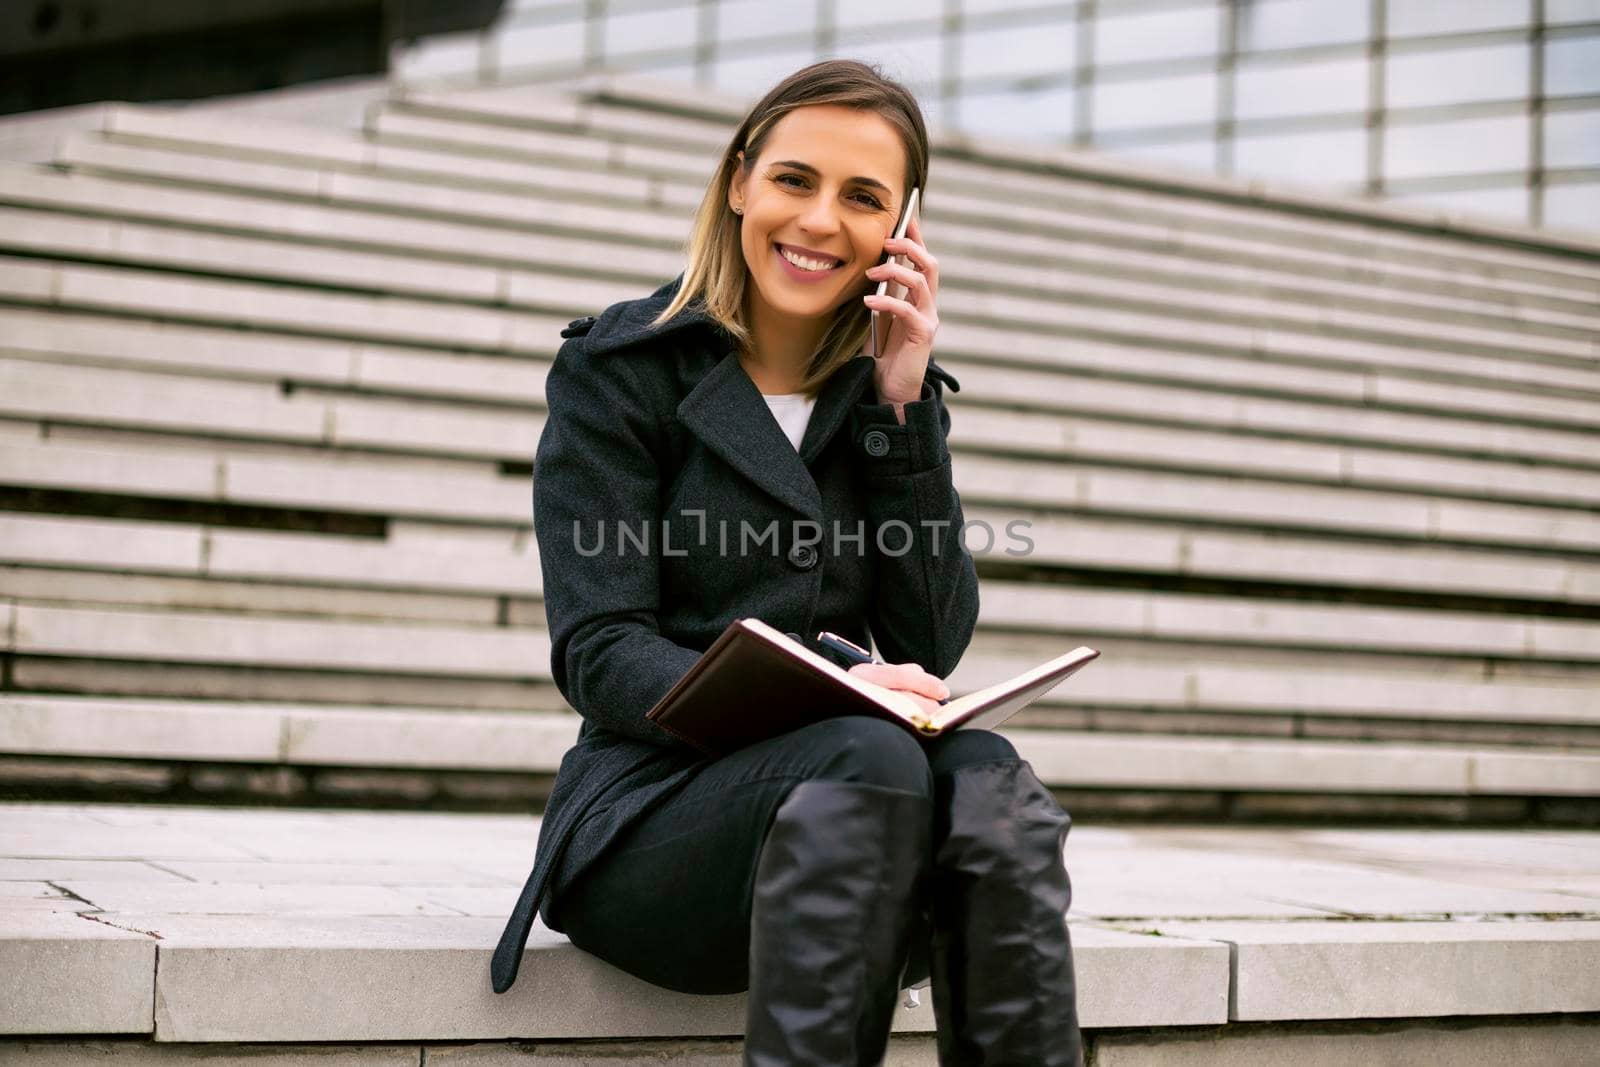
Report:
490,272,980,994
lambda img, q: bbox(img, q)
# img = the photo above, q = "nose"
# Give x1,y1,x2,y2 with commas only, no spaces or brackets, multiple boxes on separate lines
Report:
798,194,842,235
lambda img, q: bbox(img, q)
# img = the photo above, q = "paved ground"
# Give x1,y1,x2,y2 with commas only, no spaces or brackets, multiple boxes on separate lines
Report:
4,802,1600,1044
5,802,1598,923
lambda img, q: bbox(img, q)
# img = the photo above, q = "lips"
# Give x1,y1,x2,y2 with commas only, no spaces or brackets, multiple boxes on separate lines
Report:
776,242,844,268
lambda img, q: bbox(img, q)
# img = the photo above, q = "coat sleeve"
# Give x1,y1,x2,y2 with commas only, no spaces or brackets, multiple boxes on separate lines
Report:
533,334,703,753
847,366,981,679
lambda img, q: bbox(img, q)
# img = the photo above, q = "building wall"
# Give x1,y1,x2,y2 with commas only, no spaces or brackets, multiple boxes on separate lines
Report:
393,0,1600,235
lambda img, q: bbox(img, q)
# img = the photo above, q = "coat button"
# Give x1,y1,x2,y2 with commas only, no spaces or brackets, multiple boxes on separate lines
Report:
560,315,597,338
788,543,818,570
862,429,891,457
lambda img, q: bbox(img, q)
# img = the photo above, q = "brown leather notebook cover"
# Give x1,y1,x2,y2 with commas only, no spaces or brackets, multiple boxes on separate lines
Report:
645,617,1100,759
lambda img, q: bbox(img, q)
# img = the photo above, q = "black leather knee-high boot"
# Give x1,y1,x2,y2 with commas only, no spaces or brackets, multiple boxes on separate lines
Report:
743,778,934,1067
928,759,1083,1067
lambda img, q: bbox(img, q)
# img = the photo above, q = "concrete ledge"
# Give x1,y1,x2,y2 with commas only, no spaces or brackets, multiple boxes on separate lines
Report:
2,804,1597,1049
6,1018,1600,1065
1091,1015,1600,1066
1138,920,1600,1021
0,910,155,1034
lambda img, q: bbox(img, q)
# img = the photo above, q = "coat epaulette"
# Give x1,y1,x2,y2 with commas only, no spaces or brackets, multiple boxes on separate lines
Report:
560,315,598,339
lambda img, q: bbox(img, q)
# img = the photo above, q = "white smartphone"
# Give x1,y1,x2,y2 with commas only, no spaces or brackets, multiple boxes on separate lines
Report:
867,186,921,359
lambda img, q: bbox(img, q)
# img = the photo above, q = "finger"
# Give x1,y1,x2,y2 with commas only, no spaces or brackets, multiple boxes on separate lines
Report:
848,662,950,702
847,662,896,688
862,293,937,341
865,261,931,305
886,229,938,291
891,663,951,700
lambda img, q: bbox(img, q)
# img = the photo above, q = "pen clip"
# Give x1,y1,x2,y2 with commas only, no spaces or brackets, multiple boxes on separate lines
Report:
815,630,874,662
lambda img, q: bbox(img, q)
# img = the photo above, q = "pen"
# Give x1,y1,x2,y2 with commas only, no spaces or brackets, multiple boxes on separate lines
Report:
815,631,949,706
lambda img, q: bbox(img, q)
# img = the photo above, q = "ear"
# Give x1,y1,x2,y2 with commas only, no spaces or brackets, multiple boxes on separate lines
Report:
727,150,747,213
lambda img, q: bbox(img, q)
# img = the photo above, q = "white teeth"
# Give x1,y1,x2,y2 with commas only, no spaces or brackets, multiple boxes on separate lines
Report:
779,245,838,272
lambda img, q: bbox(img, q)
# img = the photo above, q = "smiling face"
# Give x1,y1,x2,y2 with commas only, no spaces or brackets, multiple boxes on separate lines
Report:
728,104,908,329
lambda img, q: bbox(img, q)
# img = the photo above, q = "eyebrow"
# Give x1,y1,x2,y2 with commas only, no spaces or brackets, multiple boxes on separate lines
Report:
768,160,894,201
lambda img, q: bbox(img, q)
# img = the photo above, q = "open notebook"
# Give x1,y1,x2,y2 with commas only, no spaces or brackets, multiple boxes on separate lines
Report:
645,617,1100,758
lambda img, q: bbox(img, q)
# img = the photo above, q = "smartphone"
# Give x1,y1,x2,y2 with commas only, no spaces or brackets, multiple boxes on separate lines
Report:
867,185,921,359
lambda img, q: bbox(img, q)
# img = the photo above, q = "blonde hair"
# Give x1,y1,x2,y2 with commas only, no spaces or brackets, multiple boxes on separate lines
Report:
649,58,931,398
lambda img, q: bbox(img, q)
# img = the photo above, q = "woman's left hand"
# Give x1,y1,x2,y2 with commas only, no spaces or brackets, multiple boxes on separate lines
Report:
864,212,940,415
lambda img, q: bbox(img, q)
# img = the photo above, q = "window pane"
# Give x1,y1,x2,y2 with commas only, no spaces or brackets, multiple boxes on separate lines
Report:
1238,0,1369,51
719,0,818,42
1092,71,1217,132
1234,126,1368,186
837,0,941,30
1545,34,1600,96
957,84,1076,141
1547,0,1600,26
713,49,818,98
1094,3,1220,65
1386,115,1530,179
1387,0,1529,37
1545,108,1600,167
839,31,943,84
1389,185,1531,224
1235,55,1367,120
1543,182,1600,231
959,17,1075,80
1107,137,1218,174
606,5,697,55
963,0,1078,11
1387,42,1530,109
494,21,583,70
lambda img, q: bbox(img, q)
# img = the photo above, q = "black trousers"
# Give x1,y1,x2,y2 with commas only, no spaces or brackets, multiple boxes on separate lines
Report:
543,715,1046,996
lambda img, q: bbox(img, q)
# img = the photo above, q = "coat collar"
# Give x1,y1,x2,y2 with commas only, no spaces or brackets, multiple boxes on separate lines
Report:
580,274,958,521
580,273,961,395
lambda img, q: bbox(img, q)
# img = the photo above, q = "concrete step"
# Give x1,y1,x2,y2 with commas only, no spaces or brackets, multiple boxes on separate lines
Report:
6,429,1599,554
7,223,1598,404
5,600,1597,732
7,552,1600,666
393,73,1600,282
9,155,1600,383
7,357,1600,510
10,305,1600,454
31,96,1600,314
368,96,1600,297
56,121,1600,335
9,156,1599,353
6,503,1596,609
1,803,1597,1052
3,695,1597,797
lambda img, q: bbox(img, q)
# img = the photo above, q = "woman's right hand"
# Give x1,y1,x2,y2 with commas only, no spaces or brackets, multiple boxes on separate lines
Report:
848,660,949,717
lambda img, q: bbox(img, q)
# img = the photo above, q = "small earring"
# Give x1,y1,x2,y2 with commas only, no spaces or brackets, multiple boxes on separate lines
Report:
733,206,743,215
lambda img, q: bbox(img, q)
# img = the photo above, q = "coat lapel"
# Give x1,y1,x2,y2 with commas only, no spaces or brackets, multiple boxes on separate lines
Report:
799,354,877,465
676,348,876,522
579,274,895,520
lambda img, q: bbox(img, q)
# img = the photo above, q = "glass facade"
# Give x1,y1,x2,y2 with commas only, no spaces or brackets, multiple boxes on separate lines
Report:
395,0,1600,234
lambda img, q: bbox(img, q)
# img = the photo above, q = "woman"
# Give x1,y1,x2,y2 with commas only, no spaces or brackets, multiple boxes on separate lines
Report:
491,59,1083,1066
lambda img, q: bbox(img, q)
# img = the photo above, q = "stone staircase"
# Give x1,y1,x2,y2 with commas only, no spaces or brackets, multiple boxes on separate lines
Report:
2,70,1599,1065
1,73,1597,819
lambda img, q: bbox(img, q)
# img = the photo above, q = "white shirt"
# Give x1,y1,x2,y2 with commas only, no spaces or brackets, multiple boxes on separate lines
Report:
762,392,817,453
